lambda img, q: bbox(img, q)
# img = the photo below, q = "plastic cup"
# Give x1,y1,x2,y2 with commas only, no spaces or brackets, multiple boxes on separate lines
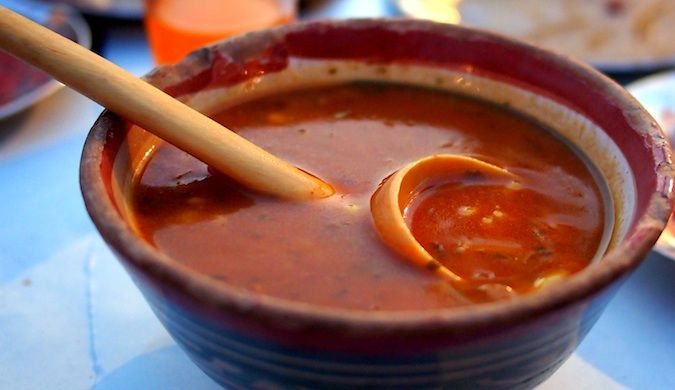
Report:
144,0,297,64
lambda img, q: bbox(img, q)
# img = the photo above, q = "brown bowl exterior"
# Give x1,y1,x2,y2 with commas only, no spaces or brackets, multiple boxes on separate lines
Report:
80,19,673,389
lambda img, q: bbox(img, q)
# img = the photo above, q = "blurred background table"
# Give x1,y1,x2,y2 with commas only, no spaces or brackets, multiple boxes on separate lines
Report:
0,0,673,389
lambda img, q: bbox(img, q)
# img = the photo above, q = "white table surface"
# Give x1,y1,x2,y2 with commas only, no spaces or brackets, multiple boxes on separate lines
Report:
0,1,673,389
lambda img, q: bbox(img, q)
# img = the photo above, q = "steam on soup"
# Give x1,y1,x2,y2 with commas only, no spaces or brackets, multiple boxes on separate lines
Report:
131,82,607,311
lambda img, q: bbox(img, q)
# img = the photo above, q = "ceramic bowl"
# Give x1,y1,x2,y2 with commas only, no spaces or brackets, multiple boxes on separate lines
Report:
80,19,672,389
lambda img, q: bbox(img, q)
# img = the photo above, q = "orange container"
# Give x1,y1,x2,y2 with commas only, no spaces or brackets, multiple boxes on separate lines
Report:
145,0,297,64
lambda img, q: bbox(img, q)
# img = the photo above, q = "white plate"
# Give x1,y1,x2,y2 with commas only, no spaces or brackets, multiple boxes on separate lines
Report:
0,1,91,120
628,71,675,260
393,0,675,73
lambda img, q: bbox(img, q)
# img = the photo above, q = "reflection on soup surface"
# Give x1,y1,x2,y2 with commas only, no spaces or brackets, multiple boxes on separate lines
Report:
132,82,606,310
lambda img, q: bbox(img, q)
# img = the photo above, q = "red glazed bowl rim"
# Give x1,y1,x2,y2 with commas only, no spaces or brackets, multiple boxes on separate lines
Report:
80,18,673,334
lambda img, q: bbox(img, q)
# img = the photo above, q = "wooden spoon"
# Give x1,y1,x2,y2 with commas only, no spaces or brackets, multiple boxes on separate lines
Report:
370,154,519,284
0,6,334,200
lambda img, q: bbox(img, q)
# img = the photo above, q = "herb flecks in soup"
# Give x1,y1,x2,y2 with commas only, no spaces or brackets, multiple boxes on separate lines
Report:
406,167,602,299
132,83,606,311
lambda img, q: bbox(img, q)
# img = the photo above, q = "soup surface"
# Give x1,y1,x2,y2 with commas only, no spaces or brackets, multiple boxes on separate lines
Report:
132,82,606,311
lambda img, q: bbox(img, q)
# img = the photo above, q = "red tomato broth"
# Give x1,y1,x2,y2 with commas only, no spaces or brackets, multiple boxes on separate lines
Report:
131,82,607,311
406,170,604,301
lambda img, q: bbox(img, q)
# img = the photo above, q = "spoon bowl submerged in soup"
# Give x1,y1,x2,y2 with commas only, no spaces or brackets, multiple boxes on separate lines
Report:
131,81,611,309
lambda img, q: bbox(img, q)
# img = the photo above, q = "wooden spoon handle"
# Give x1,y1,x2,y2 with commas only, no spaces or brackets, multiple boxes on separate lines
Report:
0,6,334,200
